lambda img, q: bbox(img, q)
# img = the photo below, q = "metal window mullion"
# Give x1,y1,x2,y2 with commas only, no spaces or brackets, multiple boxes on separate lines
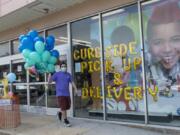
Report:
45,72,48,111
68,22,74,117
27,69,30,111
138,1,148,124
99,13,106,121
43,28,48,111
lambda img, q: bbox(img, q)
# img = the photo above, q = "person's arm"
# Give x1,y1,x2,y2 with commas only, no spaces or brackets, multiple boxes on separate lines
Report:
71,81,78,94
46,73,55,90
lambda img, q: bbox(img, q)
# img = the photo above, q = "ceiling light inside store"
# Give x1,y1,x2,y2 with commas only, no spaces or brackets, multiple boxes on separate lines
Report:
59,37,91,47
91,9,124,20
102,9,124,17
142,0,160,6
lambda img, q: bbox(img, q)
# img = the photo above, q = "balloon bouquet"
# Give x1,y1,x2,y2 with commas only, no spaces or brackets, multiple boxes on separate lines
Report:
18,30,59,76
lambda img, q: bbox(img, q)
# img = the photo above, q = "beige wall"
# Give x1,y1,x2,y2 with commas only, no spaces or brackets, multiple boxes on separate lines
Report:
0,0,35,17
0,0,135,42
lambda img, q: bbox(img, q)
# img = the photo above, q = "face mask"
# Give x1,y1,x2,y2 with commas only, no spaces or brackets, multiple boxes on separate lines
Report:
61,67,67,72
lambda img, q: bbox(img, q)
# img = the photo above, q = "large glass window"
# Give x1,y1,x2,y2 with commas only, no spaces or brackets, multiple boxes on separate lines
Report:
13,84,27,105
0,64,10,78
142,0,180,126
12,61,26,83
47,84,58,108
102,4,144,123
0,42,10,57
72,16,103,119
47,25,67,46
29,84,45,106
11,39,19,55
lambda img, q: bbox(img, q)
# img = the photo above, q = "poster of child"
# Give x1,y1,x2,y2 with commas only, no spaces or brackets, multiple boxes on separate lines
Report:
143,0,180,115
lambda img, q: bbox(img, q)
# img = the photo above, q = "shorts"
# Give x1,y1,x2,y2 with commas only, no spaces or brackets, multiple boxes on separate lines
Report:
57,96,71,111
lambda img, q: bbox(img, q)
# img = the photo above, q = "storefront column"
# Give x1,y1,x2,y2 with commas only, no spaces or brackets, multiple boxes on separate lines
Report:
138,0,148,124
68,22,74,117
99,13,107,121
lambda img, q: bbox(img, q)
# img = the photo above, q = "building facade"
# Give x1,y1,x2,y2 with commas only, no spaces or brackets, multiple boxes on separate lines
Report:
0,0,180,128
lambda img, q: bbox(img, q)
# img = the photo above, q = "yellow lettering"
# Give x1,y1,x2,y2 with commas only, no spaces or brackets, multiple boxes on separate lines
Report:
107,85,113,98
123,58,131,71
114,87,123,99
124,87,131,101
119,44,127,57
134,86,143,100
129,41,137,55
87,48,94,60
82,87,89,99
81,62,87,73
114,73,123,85
73,50,80,60
93,61,100,71
134,57,141,70
80,48,87,60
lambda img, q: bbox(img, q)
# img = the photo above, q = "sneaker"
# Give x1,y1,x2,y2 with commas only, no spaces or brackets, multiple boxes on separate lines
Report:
64,119,71,127
57,111,62,121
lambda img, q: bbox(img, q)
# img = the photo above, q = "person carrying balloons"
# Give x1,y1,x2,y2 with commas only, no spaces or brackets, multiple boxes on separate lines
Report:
48,62,78,127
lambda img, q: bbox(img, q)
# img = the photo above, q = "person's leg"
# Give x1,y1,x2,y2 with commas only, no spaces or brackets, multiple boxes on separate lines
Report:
57,97,62,121
61,110,67,120
62,97,71,127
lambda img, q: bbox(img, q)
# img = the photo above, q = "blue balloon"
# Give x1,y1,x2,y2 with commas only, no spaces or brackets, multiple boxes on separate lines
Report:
21,37,34,51
51,50,59,58
45,35,55,50
18,44,24,53
19,34,26,42
34,36,44,43
28,30,38,39
7,73,16,83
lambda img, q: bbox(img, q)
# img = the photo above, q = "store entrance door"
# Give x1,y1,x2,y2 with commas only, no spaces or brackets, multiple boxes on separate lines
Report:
46,45,70,115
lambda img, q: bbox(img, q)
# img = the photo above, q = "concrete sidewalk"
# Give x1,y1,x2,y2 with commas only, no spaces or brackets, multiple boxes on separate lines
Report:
0,112,180,135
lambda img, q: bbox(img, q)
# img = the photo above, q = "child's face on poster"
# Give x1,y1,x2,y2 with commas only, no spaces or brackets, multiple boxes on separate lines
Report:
149,22,180,69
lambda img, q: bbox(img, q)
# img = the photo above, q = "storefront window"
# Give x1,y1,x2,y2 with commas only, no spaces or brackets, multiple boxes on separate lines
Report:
47,25,67,46
11,39,19,55
29,84,45,106
47,84,58,108
13,84,27,105
29,73,45,82
102,4,144,122
142,0,180,126
12,61,26,83
0,64,10,78
0,42,10,57
72,16,103,119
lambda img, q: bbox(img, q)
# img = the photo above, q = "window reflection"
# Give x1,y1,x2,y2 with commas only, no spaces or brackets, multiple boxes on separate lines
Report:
0,42,10,57
12,62,26,83
47,25,67,46
13,85,27,105
11,39,19,55
47,84,58,108
72,16,102,119
30,85,45,106
103,4,144,122
0,64,10,78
